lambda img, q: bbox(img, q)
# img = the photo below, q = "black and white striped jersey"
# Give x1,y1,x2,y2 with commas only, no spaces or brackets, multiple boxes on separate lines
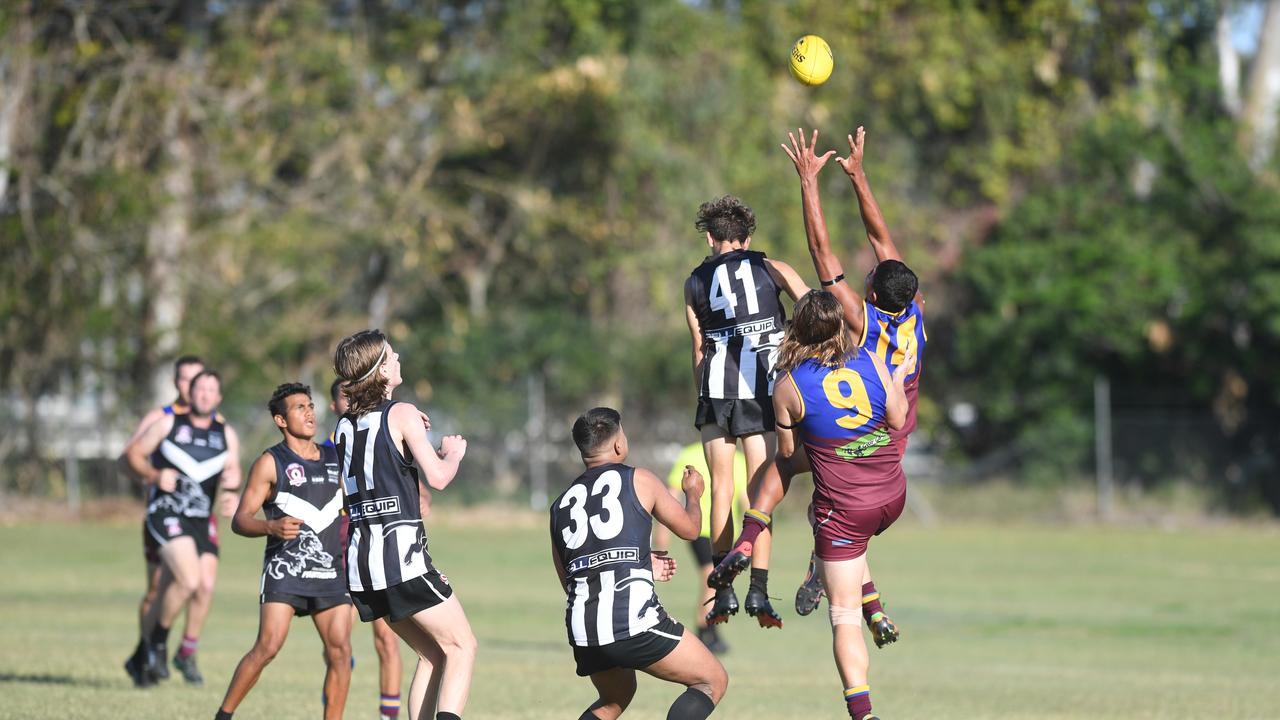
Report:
688,249,787,400
550,463,668,647
260,442,346,598
335,400,428,593
147,413,228,519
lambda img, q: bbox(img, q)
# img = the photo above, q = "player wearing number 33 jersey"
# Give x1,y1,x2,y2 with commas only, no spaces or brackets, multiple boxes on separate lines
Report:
551,408,728,720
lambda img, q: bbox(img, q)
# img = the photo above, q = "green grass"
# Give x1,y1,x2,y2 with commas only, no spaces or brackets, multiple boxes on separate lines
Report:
1,511,1278,719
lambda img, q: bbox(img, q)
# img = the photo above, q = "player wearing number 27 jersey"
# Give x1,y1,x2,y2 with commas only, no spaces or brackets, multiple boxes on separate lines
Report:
550,408,728,720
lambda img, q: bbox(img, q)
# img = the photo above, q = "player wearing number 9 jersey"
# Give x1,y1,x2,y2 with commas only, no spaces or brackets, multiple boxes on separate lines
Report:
684,195,810,628
333,329,476,720
771,291,911,720
551,407,728,720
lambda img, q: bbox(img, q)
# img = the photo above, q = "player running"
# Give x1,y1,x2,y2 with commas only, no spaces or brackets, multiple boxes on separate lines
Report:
710,128,923,643
333,329,475,720
684,195,809,627
124,369,241,686
551,407,728,720
216,383,352,720
325,379,409,720
121,354,214,686
774,291,912,720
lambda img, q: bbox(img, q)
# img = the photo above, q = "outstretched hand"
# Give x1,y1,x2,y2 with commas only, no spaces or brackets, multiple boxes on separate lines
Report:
781,127,837,181
651,550,678,582
836,126,866,178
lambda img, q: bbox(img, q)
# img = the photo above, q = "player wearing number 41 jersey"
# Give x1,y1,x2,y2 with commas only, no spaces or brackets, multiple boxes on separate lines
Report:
685,195,810,628
551,407,728,720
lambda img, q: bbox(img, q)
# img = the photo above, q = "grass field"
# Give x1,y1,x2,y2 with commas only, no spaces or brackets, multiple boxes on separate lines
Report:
1,509,1277,719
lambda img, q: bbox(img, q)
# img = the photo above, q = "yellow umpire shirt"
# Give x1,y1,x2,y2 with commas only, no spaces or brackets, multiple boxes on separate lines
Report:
665,443,750,540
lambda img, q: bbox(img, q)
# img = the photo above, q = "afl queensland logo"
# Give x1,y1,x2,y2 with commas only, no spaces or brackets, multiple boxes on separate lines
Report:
285,462,308,487
174,425,194,444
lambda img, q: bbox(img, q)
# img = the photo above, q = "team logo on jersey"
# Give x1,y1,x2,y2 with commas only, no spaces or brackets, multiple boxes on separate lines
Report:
267,528,335,579
174,425,193,444
705,317,778,342
349,496,400,521
835,427,892,460
208,433,225,450
567,547,640,574
285,463,308,487
325,464,339,484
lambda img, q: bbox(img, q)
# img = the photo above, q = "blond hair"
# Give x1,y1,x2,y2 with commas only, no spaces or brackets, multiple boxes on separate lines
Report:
776,291,855,372
334,329,389,418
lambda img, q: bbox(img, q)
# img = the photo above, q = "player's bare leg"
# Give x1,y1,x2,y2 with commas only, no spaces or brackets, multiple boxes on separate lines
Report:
641,629,728,719
173,552,217,685
701,426,740,625
372,617,404,718
821,555,879,720
578,667,636,720
707,449,804,589
126,560,165,686
142,536,202,681
313,603,353,720
407,653,443,720
390,595,477,719
216,602,294,717
739,432,783,628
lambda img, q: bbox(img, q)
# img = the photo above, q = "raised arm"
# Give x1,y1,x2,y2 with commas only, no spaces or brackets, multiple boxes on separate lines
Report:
684,277,705,394
635,466,703,541
783,127,866,337
838,126,901,263
391,402,466,491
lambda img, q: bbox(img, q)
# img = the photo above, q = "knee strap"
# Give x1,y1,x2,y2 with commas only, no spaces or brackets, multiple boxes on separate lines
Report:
829,604,862,626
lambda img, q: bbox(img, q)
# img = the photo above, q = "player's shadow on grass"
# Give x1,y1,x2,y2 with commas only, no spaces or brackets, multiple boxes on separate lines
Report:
0,672,115,689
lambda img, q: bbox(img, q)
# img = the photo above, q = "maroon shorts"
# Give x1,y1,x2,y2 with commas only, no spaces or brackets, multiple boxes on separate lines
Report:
811,491,906,561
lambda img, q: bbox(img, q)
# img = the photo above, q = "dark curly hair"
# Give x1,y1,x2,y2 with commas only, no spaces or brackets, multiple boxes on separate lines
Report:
268,382,311,419
870,260,919,313
695,195,756,244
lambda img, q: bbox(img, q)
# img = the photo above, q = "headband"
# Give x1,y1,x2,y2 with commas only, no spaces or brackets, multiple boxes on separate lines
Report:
353,343,388,383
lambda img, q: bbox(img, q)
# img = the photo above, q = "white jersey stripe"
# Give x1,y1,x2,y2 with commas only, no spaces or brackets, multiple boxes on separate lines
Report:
596,570,616,645
570,577,589,645
707,339,728,399
627,568,659,636
366,523,387,590
737,334,758,399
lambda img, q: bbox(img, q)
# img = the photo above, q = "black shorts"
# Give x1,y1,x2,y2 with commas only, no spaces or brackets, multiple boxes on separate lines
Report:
350,569,454,623
262,591,351,617
695,396,775,437
689,536,713,566
572,616,685,677
144,513,220,557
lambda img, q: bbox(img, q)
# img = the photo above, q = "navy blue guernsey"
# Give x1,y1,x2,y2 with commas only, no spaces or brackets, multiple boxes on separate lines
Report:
687,249,787,400
260,442,346,598
550,463,667,646
335,400,429,592
148,413,228,520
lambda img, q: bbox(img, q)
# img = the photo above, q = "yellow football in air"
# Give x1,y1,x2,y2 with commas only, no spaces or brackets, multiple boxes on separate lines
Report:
790,35,833,87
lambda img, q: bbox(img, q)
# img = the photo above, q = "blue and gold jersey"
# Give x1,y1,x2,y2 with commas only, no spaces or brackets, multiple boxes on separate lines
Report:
786,347,904,509
859,299,925,388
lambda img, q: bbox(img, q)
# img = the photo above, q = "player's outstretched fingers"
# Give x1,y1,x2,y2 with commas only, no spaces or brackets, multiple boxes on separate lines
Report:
642,627,728,704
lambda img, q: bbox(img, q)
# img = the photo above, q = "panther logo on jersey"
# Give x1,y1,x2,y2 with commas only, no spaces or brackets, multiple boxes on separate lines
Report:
267,528,335,579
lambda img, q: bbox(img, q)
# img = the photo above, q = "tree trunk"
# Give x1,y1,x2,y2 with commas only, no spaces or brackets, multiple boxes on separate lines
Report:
0,13,33,211
1243,0,1280,172
1218,8,1242,117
